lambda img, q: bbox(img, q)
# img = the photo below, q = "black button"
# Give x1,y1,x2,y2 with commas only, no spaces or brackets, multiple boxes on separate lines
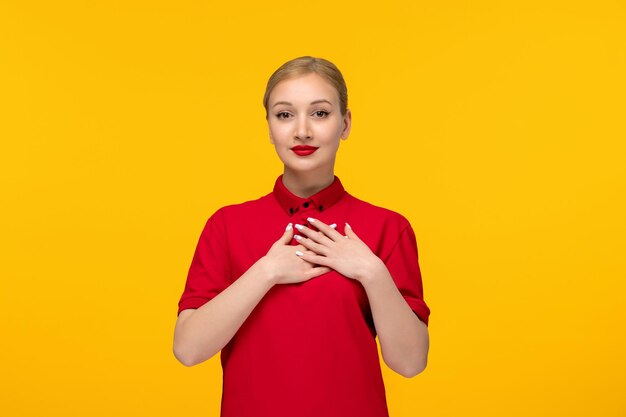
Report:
289,208,294,214
318,205,324,211
303,202,310,208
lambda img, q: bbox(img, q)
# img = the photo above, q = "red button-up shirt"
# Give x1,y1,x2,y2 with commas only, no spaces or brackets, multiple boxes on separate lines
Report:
178,174,430,417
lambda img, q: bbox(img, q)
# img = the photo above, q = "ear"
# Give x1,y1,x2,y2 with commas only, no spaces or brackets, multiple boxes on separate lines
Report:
340,109,352,140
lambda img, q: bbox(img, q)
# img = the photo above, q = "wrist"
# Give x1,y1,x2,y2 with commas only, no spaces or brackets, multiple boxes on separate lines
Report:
356,256,387,285
256,256,278,286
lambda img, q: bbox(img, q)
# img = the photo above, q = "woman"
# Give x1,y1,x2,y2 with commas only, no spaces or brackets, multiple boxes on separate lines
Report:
173,56,430,417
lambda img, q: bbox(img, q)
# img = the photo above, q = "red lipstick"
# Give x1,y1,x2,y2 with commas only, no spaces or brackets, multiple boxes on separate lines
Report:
291,145,319,156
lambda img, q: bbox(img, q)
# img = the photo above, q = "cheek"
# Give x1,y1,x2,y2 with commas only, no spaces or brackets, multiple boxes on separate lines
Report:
313,122,341,138
269,124,290,142
330,123,346,141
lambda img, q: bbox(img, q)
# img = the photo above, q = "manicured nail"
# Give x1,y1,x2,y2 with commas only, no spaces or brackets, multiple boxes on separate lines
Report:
330,223,337,229
307,217,316,223
295,224,304,230
294,235,302,240
345,222,352,229
295,251,304,256
286,223,293,231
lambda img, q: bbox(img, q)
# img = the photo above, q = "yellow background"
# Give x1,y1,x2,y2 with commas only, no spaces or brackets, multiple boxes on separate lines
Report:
1,1,625,416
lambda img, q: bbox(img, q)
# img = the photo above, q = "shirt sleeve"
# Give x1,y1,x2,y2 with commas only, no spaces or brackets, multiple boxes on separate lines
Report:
177,208,232,315
383,223,431,326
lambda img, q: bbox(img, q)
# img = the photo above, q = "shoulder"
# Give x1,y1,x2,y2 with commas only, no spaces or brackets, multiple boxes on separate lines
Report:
205,192,273,223
344,192,412,232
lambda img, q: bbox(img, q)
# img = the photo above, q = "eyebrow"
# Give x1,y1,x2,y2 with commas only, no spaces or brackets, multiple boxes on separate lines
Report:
272,99,333,108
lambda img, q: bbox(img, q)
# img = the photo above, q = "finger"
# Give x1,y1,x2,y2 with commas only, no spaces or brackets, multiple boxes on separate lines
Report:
344,222,363,242
293,234,330,255
276,222,294,245
304,266,332,280
294,223,334,246
306,217,344,242
295,250,331,268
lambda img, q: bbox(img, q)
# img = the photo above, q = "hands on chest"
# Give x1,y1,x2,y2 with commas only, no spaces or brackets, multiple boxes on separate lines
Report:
262,217,384,285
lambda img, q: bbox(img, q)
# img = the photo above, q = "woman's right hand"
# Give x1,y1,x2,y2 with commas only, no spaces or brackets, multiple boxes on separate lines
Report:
262,223,332,285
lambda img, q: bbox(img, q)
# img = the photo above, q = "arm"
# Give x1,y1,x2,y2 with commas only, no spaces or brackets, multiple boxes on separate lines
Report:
360,260,429,378
174,258,273,366
291,218,430,378
173,223,331,367
173,257,275,367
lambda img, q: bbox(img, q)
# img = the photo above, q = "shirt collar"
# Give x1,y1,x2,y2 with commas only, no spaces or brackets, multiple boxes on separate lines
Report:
272,174,346,216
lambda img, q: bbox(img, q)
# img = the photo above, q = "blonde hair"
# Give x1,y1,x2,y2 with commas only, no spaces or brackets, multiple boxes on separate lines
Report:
263,56,348,118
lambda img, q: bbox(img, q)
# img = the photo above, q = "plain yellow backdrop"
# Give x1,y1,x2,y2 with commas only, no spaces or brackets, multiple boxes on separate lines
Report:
1,1,625,416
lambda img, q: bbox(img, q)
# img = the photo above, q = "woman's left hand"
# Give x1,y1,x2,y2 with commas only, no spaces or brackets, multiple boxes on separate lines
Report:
293,218,383,282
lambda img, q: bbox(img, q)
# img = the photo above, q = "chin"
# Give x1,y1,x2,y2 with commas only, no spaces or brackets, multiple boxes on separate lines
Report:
284,164,319,173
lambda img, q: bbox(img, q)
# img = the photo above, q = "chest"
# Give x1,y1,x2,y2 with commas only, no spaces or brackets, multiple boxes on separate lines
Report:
225,217,373,321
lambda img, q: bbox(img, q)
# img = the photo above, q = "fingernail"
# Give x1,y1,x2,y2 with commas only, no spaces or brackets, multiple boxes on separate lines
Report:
345,222,352,229
307,217,316,223
295,224,304,230
294,235,302,240
286,223,293,231
330,223,337,229
295,251,304,256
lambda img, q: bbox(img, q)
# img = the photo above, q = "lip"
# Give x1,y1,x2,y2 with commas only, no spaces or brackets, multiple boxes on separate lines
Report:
291,145,319,156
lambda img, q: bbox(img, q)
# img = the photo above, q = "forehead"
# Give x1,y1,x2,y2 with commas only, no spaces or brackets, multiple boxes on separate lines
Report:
269,73,339,105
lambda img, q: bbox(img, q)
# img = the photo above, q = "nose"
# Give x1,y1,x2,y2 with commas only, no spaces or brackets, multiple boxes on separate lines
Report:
294,115,312,141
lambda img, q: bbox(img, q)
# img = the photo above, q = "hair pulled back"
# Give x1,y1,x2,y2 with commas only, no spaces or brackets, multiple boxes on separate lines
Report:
263,56,348,118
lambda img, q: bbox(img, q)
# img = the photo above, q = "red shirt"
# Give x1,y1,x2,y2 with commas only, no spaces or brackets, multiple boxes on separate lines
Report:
178,174,430,417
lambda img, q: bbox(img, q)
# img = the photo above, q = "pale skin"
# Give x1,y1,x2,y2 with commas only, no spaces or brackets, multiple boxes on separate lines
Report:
173,72,429,377
294,218,429,377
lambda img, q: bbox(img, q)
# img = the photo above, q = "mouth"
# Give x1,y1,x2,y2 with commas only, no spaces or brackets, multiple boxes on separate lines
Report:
291,146,319,156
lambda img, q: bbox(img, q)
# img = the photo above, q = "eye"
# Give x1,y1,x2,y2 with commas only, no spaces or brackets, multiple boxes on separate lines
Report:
313,110,329,118
275,112,292,120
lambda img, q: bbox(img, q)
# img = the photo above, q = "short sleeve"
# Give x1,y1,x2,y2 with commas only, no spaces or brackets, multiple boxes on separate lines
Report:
384,224,431,326
177,208,232,315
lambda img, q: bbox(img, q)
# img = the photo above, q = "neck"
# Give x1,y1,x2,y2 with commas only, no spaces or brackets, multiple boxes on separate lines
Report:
282,168,335,198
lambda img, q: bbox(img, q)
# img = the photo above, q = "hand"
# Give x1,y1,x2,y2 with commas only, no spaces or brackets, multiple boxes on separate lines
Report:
262,223,332,285
293,218,384,282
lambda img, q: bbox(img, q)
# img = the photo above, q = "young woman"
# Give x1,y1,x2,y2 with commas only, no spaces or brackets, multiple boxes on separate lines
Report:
173,56,430,417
